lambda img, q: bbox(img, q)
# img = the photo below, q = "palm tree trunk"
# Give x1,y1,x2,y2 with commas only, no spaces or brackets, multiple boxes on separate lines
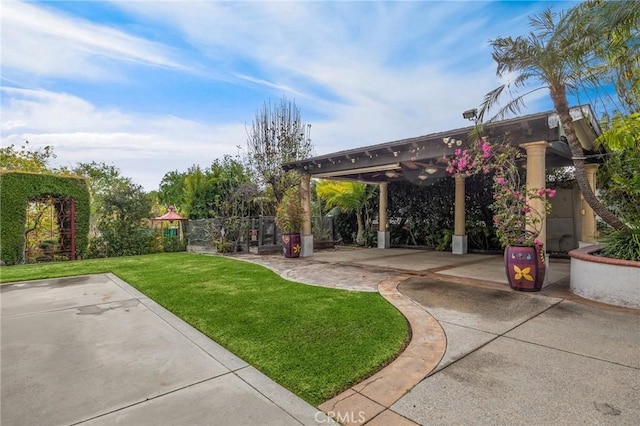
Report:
355,211,365,246
550,83,627,231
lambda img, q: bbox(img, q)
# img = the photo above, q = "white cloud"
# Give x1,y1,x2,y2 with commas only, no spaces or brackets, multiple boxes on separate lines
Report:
1,87,246,190
1,1,188,81
1,1,557,190
110,0,549,138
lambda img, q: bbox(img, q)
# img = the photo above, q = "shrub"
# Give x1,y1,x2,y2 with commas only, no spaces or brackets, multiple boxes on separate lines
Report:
600,228,640,261
0,171,89,264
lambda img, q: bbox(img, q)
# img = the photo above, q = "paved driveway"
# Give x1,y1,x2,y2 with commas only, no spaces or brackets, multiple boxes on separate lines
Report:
1,274,329,425
393,277,640,425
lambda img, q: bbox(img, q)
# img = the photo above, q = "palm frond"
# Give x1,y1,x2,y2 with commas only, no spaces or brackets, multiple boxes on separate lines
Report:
477,85,506,124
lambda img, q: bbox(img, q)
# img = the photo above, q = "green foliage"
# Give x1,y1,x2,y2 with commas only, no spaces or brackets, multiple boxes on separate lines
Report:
316,180,376,246
333,211,356,245
599,147,640,227
182,165,210,219
208,156,257,218
214,216,249,253
158,170,186,210
600,228,640,262
166,156,257,220
87,181,156,258
72,161,133,239
565,0,640,112
0,172,90,265
0,141,56,173
597,113,640,151
0,253,408,405
214,239,235,253
162,234,186,253
275,189,303,234
388,176,499,251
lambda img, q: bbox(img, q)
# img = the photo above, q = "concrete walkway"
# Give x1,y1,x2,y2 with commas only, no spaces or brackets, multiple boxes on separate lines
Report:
1,274,332,425
237,248,640,425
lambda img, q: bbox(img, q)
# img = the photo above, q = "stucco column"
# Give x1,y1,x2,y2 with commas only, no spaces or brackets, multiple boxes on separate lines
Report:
521,141,548,248
300,173,313,257
452,174,467,254
378,182,390,249
580,163,599,244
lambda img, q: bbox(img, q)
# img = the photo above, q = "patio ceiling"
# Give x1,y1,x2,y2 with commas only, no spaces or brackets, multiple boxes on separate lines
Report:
283,105,602,184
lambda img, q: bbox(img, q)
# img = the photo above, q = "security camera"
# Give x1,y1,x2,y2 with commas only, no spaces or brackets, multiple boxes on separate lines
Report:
463,109,478,120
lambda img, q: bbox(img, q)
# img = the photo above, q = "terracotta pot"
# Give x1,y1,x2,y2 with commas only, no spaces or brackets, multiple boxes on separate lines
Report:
281,233,301,258
505,244,546,292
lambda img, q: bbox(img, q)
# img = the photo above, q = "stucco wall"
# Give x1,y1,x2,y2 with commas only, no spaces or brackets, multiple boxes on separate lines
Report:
569,245,640,309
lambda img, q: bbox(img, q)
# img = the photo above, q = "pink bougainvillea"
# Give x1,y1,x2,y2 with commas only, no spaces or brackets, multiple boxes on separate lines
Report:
447,137,555,247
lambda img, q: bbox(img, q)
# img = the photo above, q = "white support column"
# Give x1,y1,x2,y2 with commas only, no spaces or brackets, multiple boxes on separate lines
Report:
452,174,467,254
378,182,390,249
580,163,598,245
521,141,548,248
300,173,313,257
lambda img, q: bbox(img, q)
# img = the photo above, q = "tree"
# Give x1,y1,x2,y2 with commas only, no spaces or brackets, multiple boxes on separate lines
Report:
73,162,132,238
246,97,313,204
478,5,635,231
182,165,211,219
564,0,640,113
90,181,156,257
207,155,256,218
0,141,55,172
597,112,640,226
158,170,186,211
316,180,376,246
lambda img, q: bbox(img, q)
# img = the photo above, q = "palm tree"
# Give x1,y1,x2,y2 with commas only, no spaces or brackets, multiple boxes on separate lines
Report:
564,0,640,113
316,180,376,246
479,6,634,231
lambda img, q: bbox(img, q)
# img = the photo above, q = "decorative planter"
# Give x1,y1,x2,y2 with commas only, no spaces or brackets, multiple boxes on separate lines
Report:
569,245,640,308
281,233,301,258
505,244,546,292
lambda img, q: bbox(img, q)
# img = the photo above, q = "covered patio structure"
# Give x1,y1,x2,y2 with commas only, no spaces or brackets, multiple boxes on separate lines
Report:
284,105,603,257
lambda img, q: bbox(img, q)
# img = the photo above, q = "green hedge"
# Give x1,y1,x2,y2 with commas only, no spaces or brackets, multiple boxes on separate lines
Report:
0,171,90,265
388,174,499,251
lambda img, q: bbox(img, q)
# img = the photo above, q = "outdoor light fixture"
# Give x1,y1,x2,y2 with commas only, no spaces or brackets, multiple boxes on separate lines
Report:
425,166,438,175
463,108,478,121
385,170,400,178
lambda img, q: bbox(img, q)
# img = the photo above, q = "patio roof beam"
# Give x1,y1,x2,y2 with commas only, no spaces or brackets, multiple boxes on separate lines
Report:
314,163,401,178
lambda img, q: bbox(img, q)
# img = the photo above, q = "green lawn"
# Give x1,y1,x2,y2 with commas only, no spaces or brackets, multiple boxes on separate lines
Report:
0,253,408,405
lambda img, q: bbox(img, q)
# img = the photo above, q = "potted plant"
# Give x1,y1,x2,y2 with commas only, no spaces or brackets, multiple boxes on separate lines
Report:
447,137,555,291
275,189,303,258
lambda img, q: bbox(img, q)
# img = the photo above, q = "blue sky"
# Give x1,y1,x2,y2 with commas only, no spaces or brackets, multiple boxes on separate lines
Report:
1,0,580,190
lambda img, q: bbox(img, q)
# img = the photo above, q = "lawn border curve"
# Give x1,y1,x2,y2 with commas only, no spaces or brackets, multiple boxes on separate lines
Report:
319,274,446,425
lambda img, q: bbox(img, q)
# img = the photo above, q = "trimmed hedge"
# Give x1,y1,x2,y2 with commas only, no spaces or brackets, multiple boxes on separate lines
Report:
388,174,499,251
0,171,90,265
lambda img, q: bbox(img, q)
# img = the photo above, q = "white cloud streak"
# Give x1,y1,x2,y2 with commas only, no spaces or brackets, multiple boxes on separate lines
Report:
1,0,189,81
1,87,246,190
1,1,555,190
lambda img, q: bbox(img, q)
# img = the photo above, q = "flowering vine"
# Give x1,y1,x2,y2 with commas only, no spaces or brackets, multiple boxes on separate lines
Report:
447,137,555,247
